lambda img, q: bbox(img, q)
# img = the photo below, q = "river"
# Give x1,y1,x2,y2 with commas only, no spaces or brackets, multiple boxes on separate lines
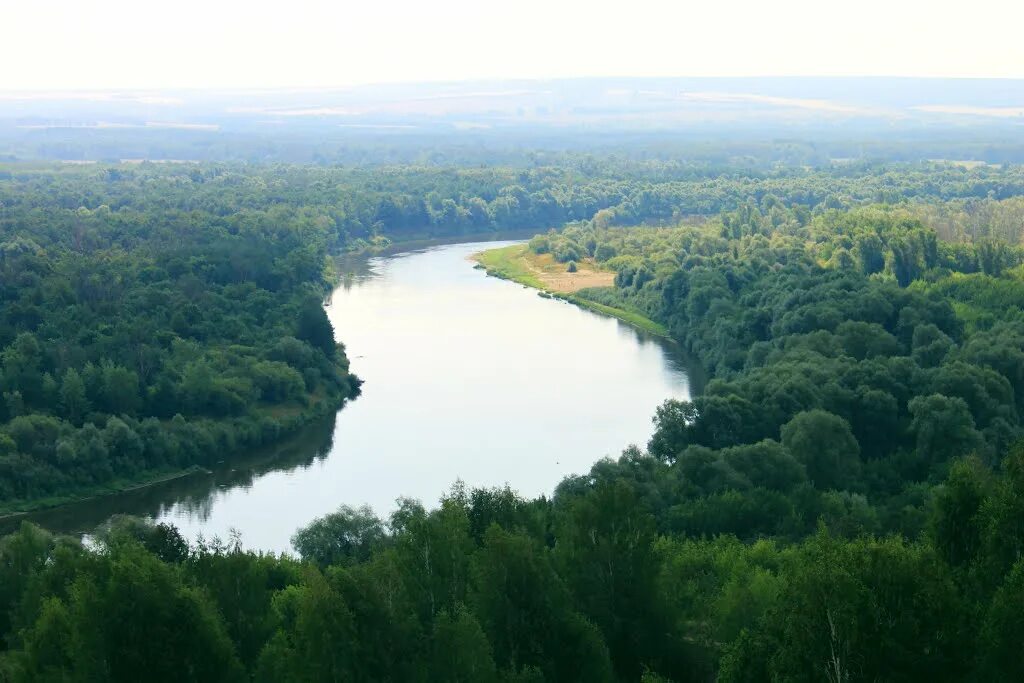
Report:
4,241,698,553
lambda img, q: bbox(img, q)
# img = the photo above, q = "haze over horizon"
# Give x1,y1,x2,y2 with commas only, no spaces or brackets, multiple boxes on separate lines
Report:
5,0,1024,90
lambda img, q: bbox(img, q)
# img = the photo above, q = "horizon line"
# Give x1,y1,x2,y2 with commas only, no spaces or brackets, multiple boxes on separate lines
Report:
3,74,1024,94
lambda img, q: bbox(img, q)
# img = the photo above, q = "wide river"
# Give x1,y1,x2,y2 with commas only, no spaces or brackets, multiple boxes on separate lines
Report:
6,241,697,553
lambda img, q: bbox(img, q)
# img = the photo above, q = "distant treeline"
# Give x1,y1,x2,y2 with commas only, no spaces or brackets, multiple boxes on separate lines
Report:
5,125,1024,166
3,160,1024,254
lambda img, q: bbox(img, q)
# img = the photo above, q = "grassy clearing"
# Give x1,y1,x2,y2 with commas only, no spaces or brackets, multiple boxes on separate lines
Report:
472,244,547,289
473,244,670,338
472,244,614,292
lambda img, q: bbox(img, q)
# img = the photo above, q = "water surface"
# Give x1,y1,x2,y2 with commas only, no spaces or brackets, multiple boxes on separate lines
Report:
5,241,696,552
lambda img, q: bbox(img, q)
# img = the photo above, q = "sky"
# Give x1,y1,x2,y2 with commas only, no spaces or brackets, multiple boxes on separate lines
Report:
3,0,1024,90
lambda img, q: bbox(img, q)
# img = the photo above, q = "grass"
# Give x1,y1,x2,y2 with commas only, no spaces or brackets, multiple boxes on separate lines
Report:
473,244,547,289
473,244,614,292
473,244,671,338
565,296,670,336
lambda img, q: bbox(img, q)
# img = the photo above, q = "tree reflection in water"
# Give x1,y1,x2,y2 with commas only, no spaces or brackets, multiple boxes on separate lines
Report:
0,415,337,540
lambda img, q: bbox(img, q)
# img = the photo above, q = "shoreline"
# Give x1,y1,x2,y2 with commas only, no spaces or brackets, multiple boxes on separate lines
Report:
5,237,665,526
345,229,543,257
0,466,206,521
472,244,671,338
0,392,349,521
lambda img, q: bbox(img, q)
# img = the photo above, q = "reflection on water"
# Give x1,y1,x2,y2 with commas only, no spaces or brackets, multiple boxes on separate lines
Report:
1,417,338,540
7,240,698,553
334,251,379,291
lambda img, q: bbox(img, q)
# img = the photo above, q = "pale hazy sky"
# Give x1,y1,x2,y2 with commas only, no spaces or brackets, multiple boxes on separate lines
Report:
3,0,1023,90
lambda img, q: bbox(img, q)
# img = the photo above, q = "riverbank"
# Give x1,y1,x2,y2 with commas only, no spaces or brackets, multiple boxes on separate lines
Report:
6,240,697,549
345,229,543,257
0,390,352,519
472,244,670,337
0,467,206,520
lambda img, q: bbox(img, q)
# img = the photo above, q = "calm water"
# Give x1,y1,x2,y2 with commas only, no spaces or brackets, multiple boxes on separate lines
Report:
4,241,697,553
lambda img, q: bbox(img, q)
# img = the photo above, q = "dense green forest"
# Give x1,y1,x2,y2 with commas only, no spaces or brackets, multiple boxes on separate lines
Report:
528,201,1024,538
3,160,1024,253
2,447,1024,682
0,167,360,510
4,158,1024,680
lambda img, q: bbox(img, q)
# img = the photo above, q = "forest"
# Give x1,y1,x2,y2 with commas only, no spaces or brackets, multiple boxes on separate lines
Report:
0,167,360,510
3,157,1024,680
1,448,1023,682
4,160,1024,252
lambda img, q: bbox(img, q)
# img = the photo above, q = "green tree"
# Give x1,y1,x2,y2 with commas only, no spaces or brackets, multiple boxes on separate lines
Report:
781,410,861,490
99,362,141,415
297,299,336,357
908,394,984,464
554,479,663,680
428,605,498,682
20,544,245,682
291,504,386,568
59,369,90,426
256,570,356,682
648,399,698,461
472,526,613,682
723,532,968,682
976,559,1024,681
929,456,991,569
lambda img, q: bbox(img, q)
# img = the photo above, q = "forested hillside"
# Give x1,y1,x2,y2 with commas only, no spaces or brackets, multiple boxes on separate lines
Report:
4,158,1024,680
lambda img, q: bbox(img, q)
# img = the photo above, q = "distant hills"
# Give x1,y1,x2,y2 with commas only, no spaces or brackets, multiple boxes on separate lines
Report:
1,77,1022,163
